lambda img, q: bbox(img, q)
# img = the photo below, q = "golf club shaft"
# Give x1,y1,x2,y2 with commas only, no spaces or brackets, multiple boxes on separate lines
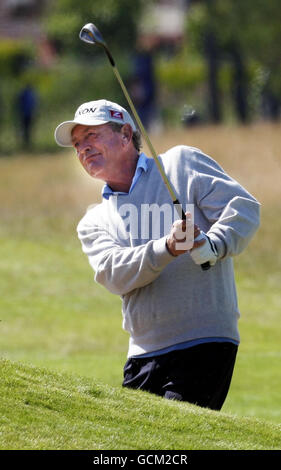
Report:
112,64,210,270
85,29,210,270
112,66,185,219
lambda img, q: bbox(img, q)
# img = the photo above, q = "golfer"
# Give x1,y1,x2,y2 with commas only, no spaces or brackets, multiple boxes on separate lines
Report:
55,99,260,410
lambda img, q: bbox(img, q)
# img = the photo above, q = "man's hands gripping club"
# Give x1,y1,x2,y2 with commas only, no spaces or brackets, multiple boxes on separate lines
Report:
166,212,218,266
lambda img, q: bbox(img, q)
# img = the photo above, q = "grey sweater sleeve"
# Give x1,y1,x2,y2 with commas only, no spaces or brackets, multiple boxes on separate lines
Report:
191,149,260,258
77,215,175,296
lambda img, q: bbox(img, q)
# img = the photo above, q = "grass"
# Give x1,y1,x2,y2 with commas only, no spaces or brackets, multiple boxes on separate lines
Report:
0,122,281,448
1,358,280,450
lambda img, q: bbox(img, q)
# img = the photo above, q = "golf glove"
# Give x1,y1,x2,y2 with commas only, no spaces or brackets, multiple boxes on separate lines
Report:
190,231,218,266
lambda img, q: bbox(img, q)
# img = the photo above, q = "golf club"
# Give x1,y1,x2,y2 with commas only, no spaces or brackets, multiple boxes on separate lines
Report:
79,23,210,271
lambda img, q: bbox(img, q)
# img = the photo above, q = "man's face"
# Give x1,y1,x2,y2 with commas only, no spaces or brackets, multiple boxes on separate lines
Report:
71,123,126,182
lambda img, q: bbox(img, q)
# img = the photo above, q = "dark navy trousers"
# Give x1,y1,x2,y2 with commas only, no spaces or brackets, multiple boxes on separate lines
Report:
123,342,238,410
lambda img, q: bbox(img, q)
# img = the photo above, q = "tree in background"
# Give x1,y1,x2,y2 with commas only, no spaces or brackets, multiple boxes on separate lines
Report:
187,0,281,122
43,0,154,125
43,0,281,126
45,0,147,58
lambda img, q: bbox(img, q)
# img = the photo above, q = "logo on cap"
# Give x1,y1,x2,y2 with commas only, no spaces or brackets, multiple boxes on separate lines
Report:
76,106,97,116
110,110,124,120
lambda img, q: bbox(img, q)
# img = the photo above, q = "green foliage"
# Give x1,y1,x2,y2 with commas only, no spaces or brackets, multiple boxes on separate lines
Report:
0,0,152,154
187,0,281,99
157,52,206,92
155,50,207,124
0,54,132,154
41,0,149,138
45,0,147,57
0,39,34,76
1,1,280,154
187,0,281,52
41,57,131,112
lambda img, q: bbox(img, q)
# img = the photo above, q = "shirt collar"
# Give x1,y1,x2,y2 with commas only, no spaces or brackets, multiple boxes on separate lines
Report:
102,152,149,199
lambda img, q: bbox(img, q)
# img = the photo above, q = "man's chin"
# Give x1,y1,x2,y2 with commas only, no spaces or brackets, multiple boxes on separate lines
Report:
86,166,104,180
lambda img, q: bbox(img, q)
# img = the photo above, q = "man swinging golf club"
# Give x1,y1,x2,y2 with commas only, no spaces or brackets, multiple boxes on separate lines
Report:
55,97,260,410
54,23,260,410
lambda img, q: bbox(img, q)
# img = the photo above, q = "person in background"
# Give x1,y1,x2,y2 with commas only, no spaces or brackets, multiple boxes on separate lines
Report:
17,84,38,147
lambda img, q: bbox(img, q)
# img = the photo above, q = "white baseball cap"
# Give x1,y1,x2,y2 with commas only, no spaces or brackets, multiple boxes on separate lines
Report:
54,99,137,147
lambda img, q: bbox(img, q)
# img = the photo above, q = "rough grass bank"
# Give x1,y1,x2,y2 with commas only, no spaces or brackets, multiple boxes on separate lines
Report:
1,359,280,450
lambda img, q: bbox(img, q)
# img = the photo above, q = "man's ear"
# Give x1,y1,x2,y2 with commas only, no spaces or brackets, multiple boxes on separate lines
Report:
121,124,133,145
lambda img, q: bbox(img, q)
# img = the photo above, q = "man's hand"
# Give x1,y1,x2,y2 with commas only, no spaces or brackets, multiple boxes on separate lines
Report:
166,212,205,257
190,231,218,266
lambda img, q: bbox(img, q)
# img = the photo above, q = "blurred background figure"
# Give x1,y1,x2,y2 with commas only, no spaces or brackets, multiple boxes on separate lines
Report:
129,38,156,131
17,84,38,148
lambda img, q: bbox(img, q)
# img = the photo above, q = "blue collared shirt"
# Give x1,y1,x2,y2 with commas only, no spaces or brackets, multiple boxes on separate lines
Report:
102,152,149,199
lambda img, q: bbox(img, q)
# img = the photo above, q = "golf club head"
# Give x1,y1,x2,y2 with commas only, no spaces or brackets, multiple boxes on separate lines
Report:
79,22,115,66
79,23,106,47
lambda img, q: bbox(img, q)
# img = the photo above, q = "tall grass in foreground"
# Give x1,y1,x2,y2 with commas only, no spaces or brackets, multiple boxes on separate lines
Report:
0,122,280,426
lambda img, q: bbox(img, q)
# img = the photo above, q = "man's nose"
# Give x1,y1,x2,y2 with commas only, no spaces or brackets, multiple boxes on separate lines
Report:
78,142,91,157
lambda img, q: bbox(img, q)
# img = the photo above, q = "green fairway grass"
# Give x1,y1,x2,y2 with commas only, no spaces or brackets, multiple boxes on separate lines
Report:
0,234,128,387
0,123,281,446
1,359,280,450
